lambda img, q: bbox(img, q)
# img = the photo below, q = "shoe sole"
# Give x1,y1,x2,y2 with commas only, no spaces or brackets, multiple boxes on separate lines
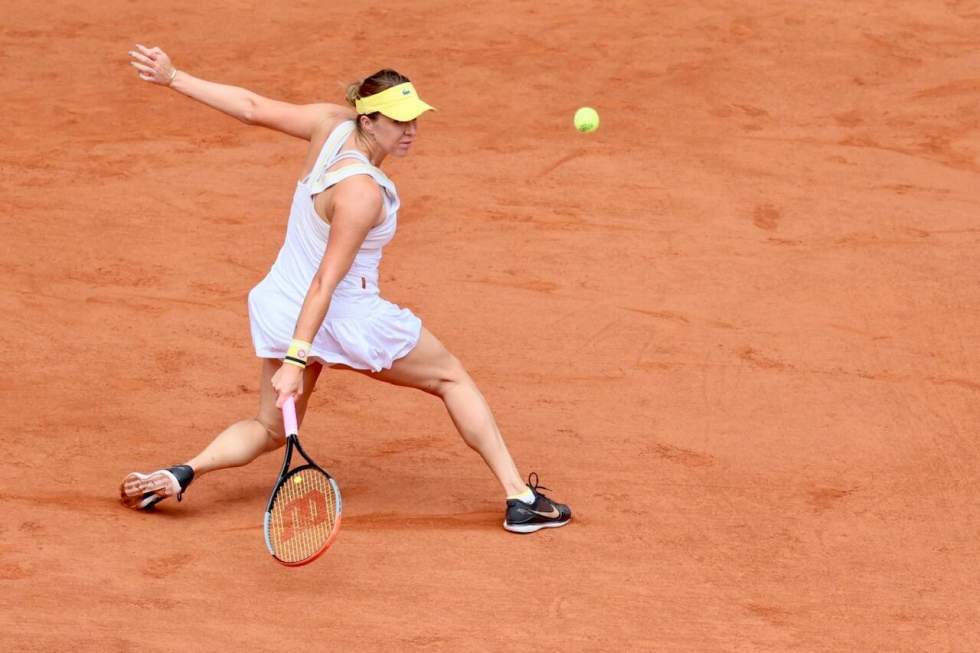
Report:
502,518,571,534
119,470,180,510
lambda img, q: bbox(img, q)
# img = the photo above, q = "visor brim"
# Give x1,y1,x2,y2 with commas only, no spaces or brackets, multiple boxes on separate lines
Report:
378,100,436,122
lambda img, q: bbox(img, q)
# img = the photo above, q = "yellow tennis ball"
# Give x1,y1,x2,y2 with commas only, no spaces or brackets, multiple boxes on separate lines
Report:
293,476,303,485
574,107,599,133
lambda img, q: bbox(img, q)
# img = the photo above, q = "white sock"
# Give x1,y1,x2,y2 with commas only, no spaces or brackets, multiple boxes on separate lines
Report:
508,487,535,505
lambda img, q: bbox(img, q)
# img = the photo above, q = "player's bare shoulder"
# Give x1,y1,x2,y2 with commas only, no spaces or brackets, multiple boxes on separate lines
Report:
305,105,353,149
314,104,357,137
332,174,384,227
313,167,383,228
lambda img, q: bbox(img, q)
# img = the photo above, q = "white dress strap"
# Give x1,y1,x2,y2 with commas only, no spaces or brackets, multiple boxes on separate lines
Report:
311,164,383,195
308,159,398,199
302,120,356,186
333,150,371,165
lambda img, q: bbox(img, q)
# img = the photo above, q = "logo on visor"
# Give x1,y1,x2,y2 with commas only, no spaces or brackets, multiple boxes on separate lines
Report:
402,88,411,95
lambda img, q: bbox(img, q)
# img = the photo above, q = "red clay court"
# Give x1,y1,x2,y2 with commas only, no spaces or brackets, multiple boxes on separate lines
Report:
2,1,978,650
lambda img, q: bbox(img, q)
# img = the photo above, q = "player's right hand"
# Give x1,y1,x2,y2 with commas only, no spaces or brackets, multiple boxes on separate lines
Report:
271,361,305,408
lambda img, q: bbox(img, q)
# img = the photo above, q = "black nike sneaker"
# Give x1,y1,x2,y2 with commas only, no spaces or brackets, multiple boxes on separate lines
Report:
119,465,195,510
503,473,572,534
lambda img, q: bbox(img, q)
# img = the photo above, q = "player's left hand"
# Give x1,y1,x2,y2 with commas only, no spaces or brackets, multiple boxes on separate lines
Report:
128,44,176,85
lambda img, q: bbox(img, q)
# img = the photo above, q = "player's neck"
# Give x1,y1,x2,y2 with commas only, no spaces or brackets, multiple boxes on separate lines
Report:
355,133,387,167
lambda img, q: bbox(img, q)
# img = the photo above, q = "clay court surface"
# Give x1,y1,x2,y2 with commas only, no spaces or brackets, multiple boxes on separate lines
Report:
2,0,979,650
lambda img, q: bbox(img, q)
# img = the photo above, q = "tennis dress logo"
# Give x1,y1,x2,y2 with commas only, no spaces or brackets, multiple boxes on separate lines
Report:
402,88,411,95
281,489,330,543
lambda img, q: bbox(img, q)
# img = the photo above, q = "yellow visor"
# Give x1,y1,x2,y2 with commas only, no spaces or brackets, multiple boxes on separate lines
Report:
354,82,435,121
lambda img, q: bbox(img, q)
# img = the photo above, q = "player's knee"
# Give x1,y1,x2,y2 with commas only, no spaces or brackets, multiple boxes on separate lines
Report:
430,355,469,397
257,416,286,446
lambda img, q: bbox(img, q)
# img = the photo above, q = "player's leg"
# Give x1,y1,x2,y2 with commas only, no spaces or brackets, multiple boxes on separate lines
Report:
185,358,323,475
119,358,323,509
362,328,527,496
359,327,571,532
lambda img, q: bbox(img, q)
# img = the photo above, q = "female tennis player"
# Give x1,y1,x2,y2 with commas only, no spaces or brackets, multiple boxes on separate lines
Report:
119,45,571,534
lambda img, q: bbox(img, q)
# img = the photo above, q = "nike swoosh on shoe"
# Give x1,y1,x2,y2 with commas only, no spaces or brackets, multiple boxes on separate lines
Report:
530,505,561,519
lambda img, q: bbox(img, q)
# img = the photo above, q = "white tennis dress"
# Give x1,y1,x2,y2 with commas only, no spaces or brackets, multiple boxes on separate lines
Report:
247,120,422,372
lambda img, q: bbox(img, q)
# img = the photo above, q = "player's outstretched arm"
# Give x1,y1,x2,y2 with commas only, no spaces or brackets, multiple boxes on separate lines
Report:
127,44,354,141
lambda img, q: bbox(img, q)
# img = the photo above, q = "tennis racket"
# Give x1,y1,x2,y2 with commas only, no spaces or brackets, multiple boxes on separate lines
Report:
263,395,342,566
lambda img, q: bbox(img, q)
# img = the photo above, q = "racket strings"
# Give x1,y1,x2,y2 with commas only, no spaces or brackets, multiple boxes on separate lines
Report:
268,467,339,563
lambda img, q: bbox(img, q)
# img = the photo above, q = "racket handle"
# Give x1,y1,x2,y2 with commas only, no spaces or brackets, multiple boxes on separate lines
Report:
282,395,299,437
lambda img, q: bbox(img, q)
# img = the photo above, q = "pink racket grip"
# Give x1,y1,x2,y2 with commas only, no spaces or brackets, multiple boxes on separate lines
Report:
281,395,299,437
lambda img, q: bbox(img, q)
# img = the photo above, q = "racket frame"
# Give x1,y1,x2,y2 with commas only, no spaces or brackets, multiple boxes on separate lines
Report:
263,397,342,566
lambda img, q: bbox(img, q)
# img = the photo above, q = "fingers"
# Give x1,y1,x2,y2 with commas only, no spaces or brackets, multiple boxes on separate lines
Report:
129,50,154,65
132,44,170,66
271,362,304,409
274,390,301,409
129,46,161,83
